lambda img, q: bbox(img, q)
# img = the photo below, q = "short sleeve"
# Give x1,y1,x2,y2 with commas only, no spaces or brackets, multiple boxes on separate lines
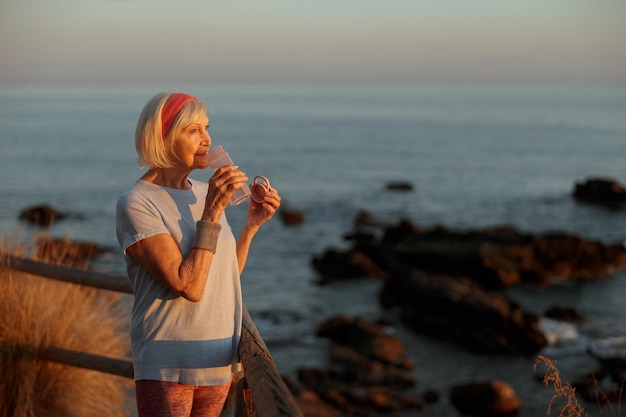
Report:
116,188,169,254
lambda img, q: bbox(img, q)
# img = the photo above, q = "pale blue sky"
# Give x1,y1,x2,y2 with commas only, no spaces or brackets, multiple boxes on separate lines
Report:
1,0,625,86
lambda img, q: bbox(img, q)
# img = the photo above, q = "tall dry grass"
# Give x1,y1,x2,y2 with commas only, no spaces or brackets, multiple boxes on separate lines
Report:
0,233,133,417
534,355,588,417
535,354,624,417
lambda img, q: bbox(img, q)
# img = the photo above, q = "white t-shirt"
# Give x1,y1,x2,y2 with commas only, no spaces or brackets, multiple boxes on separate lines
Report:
116,178,242,385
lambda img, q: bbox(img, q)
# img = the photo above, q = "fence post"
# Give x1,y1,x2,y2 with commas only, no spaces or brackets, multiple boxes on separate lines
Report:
238,307,304,417
235,377,258,417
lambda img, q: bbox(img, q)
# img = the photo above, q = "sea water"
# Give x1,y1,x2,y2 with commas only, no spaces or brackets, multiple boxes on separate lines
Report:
1,85,625,416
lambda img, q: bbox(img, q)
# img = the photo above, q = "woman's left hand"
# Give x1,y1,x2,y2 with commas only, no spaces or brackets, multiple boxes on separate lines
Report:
246,186,281,227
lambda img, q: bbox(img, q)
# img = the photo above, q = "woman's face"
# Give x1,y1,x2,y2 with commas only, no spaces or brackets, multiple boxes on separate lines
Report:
171,113,211,170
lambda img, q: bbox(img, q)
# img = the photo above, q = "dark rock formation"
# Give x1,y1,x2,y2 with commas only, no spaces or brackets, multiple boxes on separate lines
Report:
297,368,421,415
313,247,391,284
316,315,414,374
385,181,414,192
573,177,626,208
295,390,344,417
380,269,547,355
293,315,422,414
353,210,389,230
450,380,521,416
312,218,626,288
279,205,305,226
19,204,67,227
544,305,586,324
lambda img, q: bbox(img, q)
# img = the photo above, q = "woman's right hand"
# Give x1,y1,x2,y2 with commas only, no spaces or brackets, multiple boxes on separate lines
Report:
202,165,248,221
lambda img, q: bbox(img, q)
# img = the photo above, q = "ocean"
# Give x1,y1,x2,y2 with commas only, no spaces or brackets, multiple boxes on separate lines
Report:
1,85,625,416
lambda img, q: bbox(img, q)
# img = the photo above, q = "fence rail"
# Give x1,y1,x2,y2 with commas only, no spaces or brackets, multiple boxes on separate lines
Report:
0,343,135,379
3,253,132,293
1,253,304,417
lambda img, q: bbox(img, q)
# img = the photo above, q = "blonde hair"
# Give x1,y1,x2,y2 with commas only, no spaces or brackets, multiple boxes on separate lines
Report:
135,92,208,169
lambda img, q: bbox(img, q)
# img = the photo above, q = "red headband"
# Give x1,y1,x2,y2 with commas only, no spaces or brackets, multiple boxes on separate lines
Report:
161,92,198,138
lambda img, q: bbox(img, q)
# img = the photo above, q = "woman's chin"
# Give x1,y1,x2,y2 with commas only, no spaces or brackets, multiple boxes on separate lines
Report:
194,155,210,170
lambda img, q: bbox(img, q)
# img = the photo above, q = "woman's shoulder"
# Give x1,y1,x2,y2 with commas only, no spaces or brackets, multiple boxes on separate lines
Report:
117,180,159,207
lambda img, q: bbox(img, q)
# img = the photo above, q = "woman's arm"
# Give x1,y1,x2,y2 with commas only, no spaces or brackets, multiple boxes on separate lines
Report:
236,188,281,274
127,233,216,302
236,223,259,275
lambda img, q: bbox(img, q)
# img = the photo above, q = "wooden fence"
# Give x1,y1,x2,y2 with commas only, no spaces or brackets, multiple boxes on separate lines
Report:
1,253,304,417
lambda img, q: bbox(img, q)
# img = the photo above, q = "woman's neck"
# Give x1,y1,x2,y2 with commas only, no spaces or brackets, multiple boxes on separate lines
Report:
142,168,191,190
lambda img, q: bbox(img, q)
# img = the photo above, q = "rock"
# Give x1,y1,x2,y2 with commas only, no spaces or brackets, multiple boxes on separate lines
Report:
544,305,586,324
380,269,547,355
422,389,440,404
294,390,343,417
353,210,388,230
296,367,420,416
297,368,337,392
19,204,67,227
312,248,390,283
316,315,412,368
279,206,304,226
386,181,414,192
355,386,419,412
380,223,626,287
450,380,521,416
295,315,420,415
329,345,415,388
312,218,626,288
573,177,626,208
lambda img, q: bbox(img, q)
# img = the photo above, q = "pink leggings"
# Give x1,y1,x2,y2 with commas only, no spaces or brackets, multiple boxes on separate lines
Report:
135,380,231,417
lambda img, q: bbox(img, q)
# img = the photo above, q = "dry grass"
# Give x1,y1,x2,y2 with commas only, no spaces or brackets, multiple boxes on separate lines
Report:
535,354,588,417
0,233,133,417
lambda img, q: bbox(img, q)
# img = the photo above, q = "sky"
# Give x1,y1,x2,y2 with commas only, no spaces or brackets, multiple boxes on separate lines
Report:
1,0,625,87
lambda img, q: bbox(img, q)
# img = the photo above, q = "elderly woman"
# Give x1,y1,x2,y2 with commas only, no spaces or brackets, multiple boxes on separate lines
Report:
116,92,280,417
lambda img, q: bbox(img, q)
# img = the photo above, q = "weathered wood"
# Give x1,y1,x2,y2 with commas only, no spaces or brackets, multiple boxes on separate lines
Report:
239,307,304,417
235,377,258,417
1,344,134,378
1,253,132,293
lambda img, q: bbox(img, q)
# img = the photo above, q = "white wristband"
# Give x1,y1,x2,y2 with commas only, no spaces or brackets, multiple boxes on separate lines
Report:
192,220,221,253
